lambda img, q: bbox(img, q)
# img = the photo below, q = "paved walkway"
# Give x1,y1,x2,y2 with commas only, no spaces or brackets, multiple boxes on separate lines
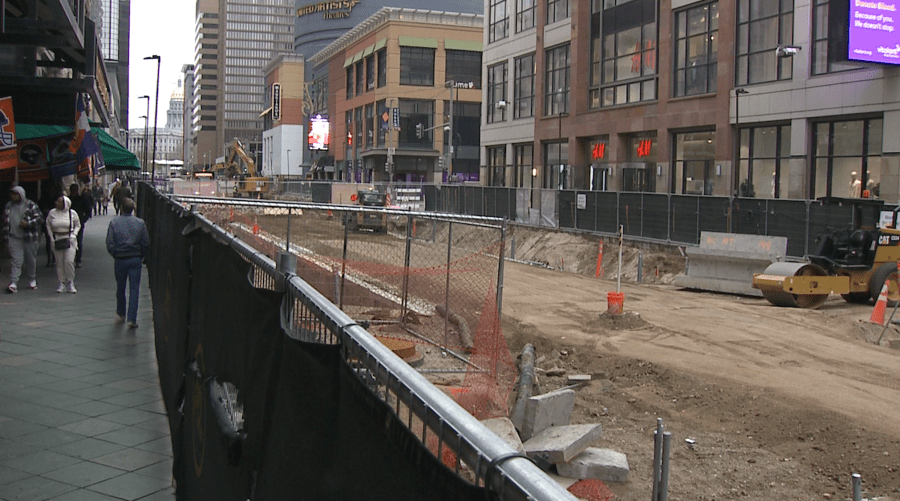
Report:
0,213,172,501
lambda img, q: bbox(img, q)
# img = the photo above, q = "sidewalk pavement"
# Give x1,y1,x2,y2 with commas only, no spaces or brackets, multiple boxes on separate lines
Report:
0,213,172,501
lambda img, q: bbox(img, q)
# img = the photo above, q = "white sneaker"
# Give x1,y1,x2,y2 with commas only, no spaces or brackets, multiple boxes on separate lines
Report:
67,282,77,294
6,283,17,293
115,314,125,324
56,282,65,293
28,280,37,290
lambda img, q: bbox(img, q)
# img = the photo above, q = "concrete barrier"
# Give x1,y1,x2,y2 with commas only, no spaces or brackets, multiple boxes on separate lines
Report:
674,232,788,297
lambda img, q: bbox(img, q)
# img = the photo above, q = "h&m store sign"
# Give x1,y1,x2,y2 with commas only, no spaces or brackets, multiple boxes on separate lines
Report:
297,0,360,19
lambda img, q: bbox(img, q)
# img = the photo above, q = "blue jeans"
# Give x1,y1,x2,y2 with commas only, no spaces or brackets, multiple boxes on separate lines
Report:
115,257,142,323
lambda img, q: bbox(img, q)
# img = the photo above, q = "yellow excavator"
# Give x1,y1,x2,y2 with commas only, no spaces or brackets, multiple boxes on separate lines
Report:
752,198,900,308
209,140,269,199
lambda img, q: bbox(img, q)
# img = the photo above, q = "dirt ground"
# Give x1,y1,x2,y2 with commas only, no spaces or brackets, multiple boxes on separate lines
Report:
501,225,900,501
219,204,900,500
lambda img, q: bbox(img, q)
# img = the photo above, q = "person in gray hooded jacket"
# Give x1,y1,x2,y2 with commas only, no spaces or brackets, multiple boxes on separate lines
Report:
2,186,44,293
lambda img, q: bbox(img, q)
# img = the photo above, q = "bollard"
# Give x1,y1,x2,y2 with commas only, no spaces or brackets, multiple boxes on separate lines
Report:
659,432,672,501
852,473,861,501
637,251,643,282
651,418,663,501
510,235,516,261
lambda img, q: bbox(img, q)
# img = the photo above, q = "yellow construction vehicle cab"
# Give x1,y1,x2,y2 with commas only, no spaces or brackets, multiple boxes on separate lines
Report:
752,197,900,308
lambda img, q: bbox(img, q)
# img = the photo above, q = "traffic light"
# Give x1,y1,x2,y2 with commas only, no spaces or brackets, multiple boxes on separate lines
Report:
415,123,423,139
438,155,444,170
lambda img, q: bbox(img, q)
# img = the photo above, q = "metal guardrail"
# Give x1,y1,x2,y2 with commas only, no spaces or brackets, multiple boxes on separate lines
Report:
169,195,578,501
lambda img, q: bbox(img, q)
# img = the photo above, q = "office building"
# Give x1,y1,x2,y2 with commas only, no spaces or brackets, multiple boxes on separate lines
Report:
480,0,900,203
189,0,295,172
308,7,483,183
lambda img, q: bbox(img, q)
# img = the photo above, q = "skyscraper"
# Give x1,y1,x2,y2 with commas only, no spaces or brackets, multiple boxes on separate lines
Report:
190,0,294,171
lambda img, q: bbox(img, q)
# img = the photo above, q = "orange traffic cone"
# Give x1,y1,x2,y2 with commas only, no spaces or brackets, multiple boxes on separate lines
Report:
870,281,890,325
252,217,259,235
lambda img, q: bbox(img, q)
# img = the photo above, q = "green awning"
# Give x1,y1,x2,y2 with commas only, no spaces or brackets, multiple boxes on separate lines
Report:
374,38,386,51
398,36,438,48
444,39,482,51
17,124,140,171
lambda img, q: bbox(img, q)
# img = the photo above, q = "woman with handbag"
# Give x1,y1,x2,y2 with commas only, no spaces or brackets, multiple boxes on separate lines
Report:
45,195,81,293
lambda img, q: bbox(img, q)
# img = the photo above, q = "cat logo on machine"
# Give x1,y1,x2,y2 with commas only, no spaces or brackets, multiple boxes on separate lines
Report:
879,234,900,246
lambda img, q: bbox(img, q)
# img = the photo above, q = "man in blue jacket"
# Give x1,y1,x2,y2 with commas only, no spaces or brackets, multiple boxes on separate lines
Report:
106,198,149,328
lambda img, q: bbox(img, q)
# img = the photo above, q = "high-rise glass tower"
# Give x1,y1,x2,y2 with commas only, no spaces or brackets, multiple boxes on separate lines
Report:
190,0,294,169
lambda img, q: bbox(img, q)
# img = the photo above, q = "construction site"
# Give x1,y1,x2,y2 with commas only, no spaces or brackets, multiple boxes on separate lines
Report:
166,182,900,501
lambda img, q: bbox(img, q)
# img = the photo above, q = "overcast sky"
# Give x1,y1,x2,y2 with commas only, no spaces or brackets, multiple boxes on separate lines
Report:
127,0,196,130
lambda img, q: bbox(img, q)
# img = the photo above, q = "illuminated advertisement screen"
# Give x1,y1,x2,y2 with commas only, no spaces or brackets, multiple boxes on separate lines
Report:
847,1,900,65
308,115,330,150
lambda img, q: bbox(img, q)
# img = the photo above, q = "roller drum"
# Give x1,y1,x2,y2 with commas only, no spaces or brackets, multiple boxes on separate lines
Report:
757,262,829,309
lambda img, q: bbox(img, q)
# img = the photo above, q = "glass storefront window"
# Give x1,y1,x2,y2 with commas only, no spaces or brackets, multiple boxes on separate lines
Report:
813,118,883,199
673,131,714,195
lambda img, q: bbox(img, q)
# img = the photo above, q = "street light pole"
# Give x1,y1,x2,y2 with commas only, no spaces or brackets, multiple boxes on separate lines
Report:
145,55,161,183
139,115,148,173
287,149,291,177
138,95,149,172
730,88,749,233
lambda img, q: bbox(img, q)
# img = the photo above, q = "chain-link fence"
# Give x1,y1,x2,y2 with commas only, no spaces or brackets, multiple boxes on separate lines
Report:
177,195,515,420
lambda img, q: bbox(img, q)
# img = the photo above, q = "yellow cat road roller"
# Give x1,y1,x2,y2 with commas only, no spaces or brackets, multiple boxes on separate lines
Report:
753,199,900,309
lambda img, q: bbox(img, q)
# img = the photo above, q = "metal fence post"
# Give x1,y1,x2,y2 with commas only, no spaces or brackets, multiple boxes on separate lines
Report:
401,212,414,327
651,418,663,501
444,221,453,348
659,431,672,501
852,473,861,501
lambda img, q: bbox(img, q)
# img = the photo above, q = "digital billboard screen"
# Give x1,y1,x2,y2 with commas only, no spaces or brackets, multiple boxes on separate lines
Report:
847,1,900,65
308,114,330,151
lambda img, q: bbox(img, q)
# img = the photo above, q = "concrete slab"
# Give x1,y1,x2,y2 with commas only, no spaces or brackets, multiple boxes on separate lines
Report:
556,447,630,483
521,388,574,440
481,417,525,453
523,423,602,464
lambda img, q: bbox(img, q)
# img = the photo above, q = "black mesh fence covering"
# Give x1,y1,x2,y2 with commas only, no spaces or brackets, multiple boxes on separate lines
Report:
139,185,494,501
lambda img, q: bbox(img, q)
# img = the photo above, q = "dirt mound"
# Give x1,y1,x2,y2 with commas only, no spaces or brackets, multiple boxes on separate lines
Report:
507,225,685,284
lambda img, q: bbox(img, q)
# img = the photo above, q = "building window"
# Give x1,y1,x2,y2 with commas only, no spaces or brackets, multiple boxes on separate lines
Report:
673,2,718,97
811,0,857,75
514,143,533,188
514,53,535,119
673,131,713,195
376,99,387,147
545,44,569,116
487,146,507,186
544,141,570,189
398,99,434,150
736,0,793,85
586,136,610,191
594,0,657,108
516,0,535,32
489,0,509,43
366,55,375,91
377,49,387,87
813,118,883,199
446,50,482,89
346,66,353,99
400,47,435,86
365,104,374,151
444,101,481,181
355,61,364,96
547,0,569,24
312,75,328,114
737,125,791,199
487,62,508,124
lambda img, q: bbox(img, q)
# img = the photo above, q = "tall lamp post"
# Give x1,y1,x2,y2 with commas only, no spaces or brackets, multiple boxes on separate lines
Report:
287,149,291,177
138,95,149,172
138,114,148,172
145,55,161,182
730,88,749,233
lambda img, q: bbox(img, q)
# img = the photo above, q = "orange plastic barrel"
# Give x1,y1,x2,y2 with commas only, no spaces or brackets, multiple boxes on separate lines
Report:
607,292,625,314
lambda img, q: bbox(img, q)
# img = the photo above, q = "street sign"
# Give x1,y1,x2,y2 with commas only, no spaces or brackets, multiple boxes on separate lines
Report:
392,107,400,128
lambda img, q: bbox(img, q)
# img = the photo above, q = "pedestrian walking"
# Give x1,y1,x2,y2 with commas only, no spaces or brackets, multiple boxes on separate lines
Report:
110,180,121,214
46,195,80,293
2,186,44,293
69,183,91,268
114,182,133,215
106,198,149,328
92,180,103,215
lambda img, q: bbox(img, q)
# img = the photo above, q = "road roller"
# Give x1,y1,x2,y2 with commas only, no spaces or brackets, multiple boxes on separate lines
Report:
753,201,900,308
